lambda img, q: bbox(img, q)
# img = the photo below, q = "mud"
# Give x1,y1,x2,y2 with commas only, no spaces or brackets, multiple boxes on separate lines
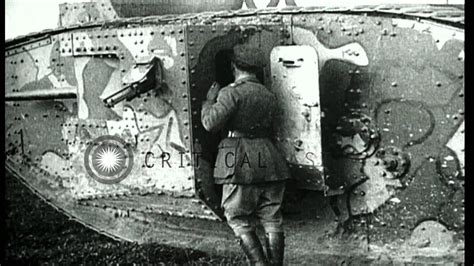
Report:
4,172,464,265
4,173,245,265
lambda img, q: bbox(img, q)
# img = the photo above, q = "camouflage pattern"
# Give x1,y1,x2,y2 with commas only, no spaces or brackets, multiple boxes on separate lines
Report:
56,0,465,27
5,4,464,264
58,0,244,26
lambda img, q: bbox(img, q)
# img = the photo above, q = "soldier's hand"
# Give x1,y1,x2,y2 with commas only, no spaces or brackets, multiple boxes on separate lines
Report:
206,82,221,102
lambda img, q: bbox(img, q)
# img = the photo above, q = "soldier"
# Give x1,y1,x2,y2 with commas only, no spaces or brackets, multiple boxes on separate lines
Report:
201,44,290,266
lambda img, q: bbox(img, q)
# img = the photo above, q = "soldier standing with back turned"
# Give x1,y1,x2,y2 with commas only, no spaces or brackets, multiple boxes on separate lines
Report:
201,44,290,266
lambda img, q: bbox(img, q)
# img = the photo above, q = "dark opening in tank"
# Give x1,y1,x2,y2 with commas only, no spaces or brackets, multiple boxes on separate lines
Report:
214,49,234,88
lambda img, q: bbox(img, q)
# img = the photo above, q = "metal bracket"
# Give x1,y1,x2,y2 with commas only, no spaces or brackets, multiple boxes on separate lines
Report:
102,56,163,107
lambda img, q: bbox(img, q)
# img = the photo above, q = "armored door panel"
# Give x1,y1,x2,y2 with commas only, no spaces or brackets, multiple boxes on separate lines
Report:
270,45,324,191
61,25,195,198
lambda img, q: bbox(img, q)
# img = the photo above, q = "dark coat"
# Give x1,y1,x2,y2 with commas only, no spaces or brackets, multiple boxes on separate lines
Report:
201,76,290,184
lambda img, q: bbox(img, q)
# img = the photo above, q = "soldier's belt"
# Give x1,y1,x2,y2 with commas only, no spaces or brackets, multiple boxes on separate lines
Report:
227,130,268,139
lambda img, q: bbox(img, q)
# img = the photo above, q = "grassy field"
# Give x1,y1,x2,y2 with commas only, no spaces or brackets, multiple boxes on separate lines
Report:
4,173,245,265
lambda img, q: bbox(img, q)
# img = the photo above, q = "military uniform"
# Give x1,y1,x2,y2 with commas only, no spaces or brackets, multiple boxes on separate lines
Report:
202,76,290,235
201,45,289,266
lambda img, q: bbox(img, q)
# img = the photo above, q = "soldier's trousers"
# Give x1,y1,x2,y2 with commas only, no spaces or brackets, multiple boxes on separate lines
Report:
221,181,286,236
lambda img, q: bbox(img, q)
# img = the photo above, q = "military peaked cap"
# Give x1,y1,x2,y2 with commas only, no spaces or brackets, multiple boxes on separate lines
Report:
232,44,265,68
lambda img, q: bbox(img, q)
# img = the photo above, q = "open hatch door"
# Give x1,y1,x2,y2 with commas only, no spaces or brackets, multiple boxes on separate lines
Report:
270,45,325,192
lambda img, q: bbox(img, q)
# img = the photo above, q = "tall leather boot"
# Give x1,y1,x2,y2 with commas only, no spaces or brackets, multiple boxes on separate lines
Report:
239,231,268,266
265,232,284,266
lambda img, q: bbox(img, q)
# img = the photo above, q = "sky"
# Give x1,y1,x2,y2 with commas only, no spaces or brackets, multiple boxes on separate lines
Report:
5,0,463,40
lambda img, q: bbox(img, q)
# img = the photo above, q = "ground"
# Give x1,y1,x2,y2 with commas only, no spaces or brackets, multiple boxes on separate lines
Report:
3,172,465,265
4,173,245,265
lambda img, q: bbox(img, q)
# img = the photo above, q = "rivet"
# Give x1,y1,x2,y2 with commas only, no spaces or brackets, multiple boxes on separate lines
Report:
436,82,442,87
391,82,397,87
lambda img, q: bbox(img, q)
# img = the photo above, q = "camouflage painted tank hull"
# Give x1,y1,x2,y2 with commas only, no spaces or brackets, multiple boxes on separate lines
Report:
5,4,464,264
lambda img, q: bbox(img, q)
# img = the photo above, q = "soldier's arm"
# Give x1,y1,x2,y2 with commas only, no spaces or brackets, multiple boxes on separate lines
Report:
201,87,238,132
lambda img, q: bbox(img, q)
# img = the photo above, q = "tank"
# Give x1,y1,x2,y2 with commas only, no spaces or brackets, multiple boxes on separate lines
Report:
5,0,464,264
